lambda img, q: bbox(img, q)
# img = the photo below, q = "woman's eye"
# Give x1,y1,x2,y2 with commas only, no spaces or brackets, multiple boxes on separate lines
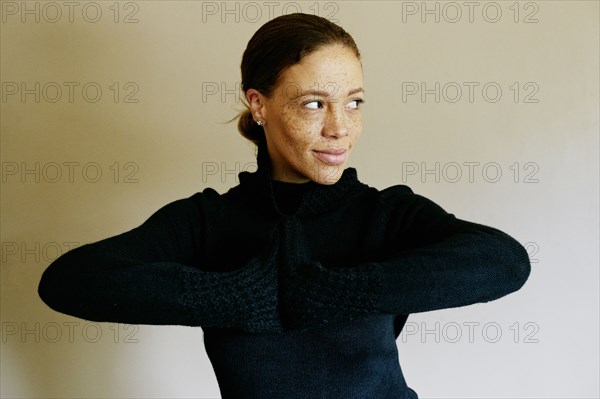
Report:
347,99,364,109
304,101,323,109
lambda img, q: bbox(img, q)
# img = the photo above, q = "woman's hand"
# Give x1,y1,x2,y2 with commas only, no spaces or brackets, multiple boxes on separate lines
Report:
278,219,378,331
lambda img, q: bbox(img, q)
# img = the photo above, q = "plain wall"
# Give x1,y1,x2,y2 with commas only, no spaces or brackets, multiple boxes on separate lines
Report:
1,1,598,398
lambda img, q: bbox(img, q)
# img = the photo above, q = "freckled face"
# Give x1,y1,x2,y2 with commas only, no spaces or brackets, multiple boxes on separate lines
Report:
255,44,364,185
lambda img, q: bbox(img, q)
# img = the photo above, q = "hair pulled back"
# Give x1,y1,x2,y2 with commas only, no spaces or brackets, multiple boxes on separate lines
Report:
237,13,361,145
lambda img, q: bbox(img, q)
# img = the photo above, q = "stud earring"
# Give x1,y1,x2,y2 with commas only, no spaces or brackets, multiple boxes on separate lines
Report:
256,120,264,126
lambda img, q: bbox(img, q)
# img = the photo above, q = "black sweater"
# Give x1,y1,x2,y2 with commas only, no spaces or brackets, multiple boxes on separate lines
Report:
38,139,531,398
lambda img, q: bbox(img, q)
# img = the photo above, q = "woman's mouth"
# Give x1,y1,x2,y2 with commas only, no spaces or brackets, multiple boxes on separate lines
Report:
312,149,348,165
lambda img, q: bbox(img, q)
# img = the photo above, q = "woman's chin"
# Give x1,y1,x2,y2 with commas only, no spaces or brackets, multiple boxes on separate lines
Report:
274,163,346,185
310,165,345,185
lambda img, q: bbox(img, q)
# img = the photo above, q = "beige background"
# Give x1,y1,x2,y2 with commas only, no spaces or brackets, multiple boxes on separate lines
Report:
1,1,598,397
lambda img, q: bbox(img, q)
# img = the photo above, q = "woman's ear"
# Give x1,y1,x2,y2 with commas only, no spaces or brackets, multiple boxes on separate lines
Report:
246,88,267,124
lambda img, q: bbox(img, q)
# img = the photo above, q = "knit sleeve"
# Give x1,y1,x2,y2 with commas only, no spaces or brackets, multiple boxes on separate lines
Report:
38,193,281,333
368,186,532,314
281,186,531,330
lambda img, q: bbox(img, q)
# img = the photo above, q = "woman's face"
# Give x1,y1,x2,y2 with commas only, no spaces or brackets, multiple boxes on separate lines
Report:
249,44,364,185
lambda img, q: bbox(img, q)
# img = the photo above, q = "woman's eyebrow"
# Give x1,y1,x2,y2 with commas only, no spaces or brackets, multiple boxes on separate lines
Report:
288,87,365,101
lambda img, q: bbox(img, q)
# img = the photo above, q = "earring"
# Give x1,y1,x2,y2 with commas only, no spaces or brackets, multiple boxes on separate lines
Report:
256,120,264,126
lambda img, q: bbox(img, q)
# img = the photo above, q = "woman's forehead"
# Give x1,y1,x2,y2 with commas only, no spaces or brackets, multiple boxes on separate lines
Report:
275,47,363,99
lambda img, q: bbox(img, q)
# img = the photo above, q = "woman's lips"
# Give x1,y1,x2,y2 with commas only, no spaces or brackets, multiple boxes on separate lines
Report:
313,149,348,165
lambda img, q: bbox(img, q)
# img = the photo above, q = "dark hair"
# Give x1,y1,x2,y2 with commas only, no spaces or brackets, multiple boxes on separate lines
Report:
236,13,361,145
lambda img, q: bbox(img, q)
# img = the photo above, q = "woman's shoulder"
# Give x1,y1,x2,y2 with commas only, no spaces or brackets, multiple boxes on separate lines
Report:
142,188,227,227
376,182,446,207
378,183,415,197
363,182,417,208
365,182,455,226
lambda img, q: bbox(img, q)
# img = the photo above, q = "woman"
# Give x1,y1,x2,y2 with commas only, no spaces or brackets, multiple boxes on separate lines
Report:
38,13,531,398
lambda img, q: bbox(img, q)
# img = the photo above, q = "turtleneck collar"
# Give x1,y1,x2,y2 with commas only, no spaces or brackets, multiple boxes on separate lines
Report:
237,138,370,219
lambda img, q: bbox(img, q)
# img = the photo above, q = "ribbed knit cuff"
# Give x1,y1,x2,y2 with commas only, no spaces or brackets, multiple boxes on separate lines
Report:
179,255,282,333
281,261,381,331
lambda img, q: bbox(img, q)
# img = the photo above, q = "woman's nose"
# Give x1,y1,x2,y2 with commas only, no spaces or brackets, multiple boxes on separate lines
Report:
322,107,348,138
